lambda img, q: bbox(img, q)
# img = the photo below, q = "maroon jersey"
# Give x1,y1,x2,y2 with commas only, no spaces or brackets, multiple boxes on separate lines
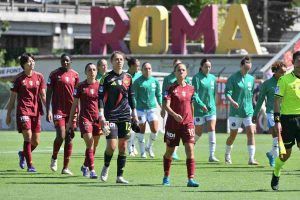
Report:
164,82,195,131
47,68,79,117
74,80,99,122
11,71,46,116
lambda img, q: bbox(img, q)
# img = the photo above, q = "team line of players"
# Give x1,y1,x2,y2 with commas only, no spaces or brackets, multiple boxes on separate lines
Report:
5,51,300,189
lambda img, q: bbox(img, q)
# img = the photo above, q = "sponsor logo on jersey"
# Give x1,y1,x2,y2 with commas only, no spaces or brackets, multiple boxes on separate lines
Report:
65,77,69,82
182,91,186,97
90,89,94,95
29,81,33,86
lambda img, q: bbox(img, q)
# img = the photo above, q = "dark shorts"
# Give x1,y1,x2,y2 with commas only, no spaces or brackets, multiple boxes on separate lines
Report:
164,126,195,147
106,121,131,140
17,115,41,134
281,115,300,149
79,118,101,138
53,115,77,129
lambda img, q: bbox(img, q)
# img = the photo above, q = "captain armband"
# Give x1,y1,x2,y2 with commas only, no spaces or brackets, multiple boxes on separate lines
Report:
274,112,280,123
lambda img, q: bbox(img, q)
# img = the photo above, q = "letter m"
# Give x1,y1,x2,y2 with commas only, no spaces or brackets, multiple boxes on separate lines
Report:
171,5,218,54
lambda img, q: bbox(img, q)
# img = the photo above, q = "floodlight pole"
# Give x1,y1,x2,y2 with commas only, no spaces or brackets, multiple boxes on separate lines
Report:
263,0,269,42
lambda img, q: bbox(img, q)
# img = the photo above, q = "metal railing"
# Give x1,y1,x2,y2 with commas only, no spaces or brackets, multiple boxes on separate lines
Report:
0,0,124,14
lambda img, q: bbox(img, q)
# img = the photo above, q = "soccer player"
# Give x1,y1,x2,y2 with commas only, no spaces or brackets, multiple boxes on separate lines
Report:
133,62,162,158
161,59,191,160
67,63,100,179
253,61,287,167
162,63,199,187
224,56,259,165
271,51,300,190
126,57,142,157
6,53,46,172
96,59,108,82
46,54,79,175
192,58,219,162
98,51,138,184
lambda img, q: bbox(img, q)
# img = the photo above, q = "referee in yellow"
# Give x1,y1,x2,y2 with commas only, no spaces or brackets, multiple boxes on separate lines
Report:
271,51,300,190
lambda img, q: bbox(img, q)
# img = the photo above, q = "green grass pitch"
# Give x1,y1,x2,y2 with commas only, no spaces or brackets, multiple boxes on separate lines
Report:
0,131,299,200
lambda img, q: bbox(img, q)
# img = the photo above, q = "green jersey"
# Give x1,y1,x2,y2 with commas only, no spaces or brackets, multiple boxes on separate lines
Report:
133,76,162,110
275,72,300,115
192,71,217,116
162,72,191,94
225,71,255,117
253,76,277,116
96,72,105,82
129,71,142,83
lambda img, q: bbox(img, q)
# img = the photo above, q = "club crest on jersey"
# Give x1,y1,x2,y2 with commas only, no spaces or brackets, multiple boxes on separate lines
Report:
123,78,130,87
22,80,26,86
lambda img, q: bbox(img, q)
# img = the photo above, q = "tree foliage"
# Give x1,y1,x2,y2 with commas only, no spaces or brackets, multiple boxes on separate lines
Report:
248,0,298,42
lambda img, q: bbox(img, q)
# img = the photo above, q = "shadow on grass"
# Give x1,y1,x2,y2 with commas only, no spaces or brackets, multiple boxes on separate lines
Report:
80,183,181,188
182,189,300,193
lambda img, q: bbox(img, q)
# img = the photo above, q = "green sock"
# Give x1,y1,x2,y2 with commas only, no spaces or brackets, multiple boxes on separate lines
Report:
274,157,285,177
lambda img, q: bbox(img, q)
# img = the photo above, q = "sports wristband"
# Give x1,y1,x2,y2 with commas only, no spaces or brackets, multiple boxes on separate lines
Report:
274,112,280,123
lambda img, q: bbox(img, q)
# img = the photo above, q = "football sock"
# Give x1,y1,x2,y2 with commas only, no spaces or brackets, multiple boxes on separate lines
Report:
137,133,145,154
104,151,113,167
52,138,63,160
271,137,279,157
247,145,255,161
23,141,32,168
117,155,126,177
163,156,172,177
225,145,232,155
86,148,94,170
147,132,157,147
274,157,285,177
186,158,195,179
208,131,216,157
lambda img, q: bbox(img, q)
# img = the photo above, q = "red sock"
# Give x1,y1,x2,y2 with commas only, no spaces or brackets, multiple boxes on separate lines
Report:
163,156,172,177
23,141,32,168
87,148,94,170
63,142,73,169
52,139,63,160
186,158,195,179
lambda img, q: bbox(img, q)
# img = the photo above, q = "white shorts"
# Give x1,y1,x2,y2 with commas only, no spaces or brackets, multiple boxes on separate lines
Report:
267,113,275,128
194,115,217,126
229,116,253,130
137,109,158,124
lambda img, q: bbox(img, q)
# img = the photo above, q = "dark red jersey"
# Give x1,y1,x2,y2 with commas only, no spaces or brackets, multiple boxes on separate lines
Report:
164,82,195,131
47,67,79,117
11,71,46,116
74,80,99,122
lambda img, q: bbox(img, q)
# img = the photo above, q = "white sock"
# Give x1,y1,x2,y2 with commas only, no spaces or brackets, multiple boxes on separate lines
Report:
225,145,232,156
147,132,157,147
271,137,279,157
248,145,255,161
194,134,200,143
136,133,145,154
208,131,216,157
128,131,135,152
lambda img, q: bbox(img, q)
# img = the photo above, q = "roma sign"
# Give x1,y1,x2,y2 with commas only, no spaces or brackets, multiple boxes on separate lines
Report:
91,4,262,55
